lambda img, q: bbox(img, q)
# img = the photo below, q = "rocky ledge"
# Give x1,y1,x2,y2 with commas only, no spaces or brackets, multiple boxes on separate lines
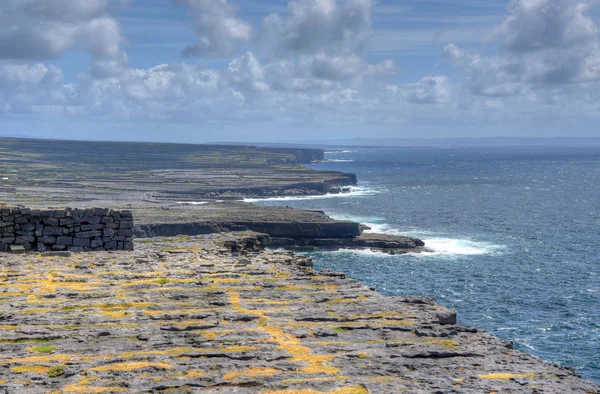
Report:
0,232,597,393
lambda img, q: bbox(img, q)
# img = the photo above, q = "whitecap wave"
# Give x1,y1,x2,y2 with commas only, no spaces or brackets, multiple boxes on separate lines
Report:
323,218,503,256
326,159,354,163
244,186,385,203
176,201,208,205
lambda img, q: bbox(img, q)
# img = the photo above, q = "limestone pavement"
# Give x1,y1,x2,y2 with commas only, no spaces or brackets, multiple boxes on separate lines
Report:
0,233,598,393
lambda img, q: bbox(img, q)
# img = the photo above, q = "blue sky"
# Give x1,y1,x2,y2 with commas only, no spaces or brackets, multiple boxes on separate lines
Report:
1,0,599,142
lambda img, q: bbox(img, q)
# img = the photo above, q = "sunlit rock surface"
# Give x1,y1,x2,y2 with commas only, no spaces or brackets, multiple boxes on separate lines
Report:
0,233,598,393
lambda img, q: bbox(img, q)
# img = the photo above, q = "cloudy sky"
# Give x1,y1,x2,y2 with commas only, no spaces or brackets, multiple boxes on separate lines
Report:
1,0,599,142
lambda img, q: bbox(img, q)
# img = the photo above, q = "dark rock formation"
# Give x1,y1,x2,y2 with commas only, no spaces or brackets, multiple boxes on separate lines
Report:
0,207,134,252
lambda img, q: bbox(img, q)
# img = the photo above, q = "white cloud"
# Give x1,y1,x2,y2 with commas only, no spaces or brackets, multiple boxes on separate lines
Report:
263,0,374,56
445,0,600,96
172,0,252,57
405,76,451,104
0,0,128,77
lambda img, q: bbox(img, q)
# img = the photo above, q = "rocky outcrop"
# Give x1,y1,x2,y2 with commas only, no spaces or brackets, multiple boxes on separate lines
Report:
134,220,426,254
0,233,597,393
0,207,134,252
270,233,427,254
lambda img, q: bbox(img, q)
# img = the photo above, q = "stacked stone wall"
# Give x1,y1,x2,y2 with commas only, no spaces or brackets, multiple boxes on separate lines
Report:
0,207,133,252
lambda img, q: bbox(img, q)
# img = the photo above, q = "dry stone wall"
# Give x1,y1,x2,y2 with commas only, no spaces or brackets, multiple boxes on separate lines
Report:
0,207,133,253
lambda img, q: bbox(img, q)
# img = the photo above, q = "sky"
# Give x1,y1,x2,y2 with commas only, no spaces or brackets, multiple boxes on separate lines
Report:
1,0,600,143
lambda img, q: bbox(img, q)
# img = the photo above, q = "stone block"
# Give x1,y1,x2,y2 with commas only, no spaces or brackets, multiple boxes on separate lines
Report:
105,241,117,250
75,230,103,238
43,217,59,226
124,241,134,251
103,229,115,237
117,242,124,250
21,223,36,231
91,240,103,248
86,217,102,225
52,245,67,251
117,229,133,237
39,236,57,244
37,243,49,252
119,221,134,229
8,245,26,254
56,236,74,246
43,227,63,236
73,238,91,247
16,236,36,244
59,219,75,226
11,208,21,215
14,216,29,224
94,208,104,216
101,217,114,224
81,224,104,231
68,246,84,252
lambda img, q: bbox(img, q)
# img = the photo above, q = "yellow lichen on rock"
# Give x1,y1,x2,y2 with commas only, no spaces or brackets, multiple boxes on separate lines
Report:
479,373,536,380
90,362,174,372
223,367,279,380
11,365,51,374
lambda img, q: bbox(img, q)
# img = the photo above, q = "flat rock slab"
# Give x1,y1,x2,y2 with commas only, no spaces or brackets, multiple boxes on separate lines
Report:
0,233,598,393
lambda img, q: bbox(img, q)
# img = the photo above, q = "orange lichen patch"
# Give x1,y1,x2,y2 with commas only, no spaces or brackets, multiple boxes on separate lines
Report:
365,377,402,383
11,365,51,374
9,354,78,364
479,373,536,380
454,378,465,383
282,376,348,384
0,380,6,385
184,370,206,379
228,290,340,377
0,325,19,330
103,310,128,319
0,292,23,297
421,338,458,349
60,383,128,393
246,298,292,305
223,367,279,380
90,362,173,372
18,308,54,315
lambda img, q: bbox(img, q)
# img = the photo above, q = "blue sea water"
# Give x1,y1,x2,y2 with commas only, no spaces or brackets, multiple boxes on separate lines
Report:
251,146,600,382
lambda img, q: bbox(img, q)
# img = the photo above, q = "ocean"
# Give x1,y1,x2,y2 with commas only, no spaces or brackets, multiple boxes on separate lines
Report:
249,146,600,382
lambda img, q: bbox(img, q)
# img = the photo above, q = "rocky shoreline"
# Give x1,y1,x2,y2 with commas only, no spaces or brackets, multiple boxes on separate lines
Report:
1,232,598,393
2,138,600,391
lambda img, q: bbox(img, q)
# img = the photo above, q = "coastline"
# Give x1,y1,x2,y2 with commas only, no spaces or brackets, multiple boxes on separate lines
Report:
1,232,598,393
1,138,599,389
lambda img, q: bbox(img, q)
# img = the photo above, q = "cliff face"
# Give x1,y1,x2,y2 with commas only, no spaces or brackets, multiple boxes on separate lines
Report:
1,233,598,393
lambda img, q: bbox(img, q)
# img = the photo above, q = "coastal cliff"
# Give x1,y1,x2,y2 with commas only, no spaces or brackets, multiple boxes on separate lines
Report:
0,233,597,393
